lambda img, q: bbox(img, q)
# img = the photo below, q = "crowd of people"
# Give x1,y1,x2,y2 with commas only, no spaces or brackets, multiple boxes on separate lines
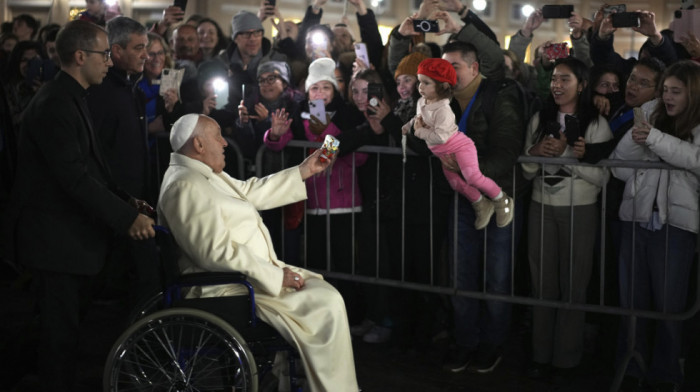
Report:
1,0,699,391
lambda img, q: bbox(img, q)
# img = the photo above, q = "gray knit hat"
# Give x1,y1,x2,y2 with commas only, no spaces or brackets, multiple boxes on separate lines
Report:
257,61,291,86
231,11,263,39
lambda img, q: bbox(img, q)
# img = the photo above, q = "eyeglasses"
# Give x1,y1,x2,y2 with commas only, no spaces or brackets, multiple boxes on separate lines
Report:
258,75,280,85
237,30,264,39
627,75,654,89
148,50,166,58
81,48,111,62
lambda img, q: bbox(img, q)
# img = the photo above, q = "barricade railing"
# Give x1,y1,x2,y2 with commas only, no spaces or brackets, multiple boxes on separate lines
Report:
255,140,699,391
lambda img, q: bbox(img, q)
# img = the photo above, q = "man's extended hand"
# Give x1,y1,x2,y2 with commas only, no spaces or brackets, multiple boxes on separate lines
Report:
128,214,156,240
299,148,333,180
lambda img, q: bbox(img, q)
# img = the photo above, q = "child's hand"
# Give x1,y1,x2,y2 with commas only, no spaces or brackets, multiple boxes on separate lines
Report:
414,115,425,130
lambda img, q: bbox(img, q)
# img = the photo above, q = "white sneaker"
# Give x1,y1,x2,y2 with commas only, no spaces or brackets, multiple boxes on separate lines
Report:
363,326,392,344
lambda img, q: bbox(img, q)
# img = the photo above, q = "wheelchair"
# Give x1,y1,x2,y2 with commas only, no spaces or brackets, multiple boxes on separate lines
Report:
103,228,303,392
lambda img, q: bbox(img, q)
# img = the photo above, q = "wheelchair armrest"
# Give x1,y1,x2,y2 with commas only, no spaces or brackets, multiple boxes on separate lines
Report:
165,271,262,327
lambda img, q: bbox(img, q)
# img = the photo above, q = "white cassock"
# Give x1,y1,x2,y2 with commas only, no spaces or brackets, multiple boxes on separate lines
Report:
157,153,358,392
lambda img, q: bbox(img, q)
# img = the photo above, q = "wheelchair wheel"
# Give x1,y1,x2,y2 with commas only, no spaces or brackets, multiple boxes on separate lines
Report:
126,290,164,324
104,308,259,392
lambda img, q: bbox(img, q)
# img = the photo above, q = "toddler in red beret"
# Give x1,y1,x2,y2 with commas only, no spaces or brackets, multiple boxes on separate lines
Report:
402,58,514,229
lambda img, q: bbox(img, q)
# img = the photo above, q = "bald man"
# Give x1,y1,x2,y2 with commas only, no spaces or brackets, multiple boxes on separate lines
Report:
157,114,359,392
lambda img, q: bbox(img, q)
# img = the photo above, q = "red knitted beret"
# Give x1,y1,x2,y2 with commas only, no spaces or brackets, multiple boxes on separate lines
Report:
417,58,457,87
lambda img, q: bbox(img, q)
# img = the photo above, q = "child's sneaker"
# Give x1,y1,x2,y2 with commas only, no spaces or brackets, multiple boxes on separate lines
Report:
493,195,514,228
472,197,494,230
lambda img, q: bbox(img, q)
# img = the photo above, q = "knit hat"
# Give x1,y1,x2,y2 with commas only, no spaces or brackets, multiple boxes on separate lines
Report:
257,61,291,85
394,52,428,79
231,10,263,39
305,57,338,92
170,114,201,152
417,58,457,87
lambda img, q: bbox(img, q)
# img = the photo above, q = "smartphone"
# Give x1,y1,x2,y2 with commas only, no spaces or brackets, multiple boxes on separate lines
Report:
354,43,370,68
611,12,641,28
544,42,569,61
564,115,580,146
603,4,626,16
545,121,561,138
413,19,439,33
241,84,245,103
267,0,276,6
173,0,187,11
542,5,574,19
367,83,383,114
212,78,229,110
671,9,700,42
309,99,326,124
25,57,43,84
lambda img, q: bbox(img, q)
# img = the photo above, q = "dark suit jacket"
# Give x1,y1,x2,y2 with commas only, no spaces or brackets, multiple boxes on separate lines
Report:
88,67,152,202
11,71,137,275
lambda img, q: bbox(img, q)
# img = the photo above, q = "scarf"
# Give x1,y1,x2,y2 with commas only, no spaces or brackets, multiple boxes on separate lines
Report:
453,73,483,112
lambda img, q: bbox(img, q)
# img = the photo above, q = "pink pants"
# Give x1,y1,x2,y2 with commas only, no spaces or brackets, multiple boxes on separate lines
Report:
430,132,501,202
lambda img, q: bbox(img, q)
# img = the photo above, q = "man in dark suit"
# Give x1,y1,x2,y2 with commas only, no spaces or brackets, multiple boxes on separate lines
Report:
10,20,155,390
87,16,160,305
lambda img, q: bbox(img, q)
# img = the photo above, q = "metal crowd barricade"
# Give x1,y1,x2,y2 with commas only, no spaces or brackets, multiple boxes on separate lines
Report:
255,141,700,391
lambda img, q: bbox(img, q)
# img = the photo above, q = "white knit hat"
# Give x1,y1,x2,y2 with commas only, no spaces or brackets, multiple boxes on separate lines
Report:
170,114,201,152
305,57,338,92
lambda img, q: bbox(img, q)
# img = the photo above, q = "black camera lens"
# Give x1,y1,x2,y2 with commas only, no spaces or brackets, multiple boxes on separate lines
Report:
675,10,682,18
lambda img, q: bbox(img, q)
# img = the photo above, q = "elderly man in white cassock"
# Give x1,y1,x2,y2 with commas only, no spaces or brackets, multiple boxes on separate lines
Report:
157,113,359,391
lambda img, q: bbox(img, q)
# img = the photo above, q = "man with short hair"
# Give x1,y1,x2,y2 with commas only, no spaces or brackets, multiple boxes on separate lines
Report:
9,20,155,390
87,16,159,305
158,113,359,392
12,14,39,41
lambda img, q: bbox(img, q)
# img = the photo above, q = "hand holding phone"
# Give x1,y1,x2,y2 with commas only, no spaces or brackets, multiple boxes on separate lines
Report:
633,107,647,127
309,99,327,125
542,5,574,19
611,12,641,28
367,83,383,115
354,43,370,69
564,115,580,146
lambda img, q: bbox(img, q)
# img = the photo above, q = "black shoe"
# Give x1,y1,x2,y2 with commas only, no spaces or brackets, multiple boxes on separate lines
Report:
526,362,550,380
442,346,474,373
467,348,502,374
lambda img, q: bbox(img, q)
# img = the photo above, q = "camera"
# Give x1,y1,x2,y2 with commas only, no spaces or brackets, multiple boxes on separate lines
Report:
541,5,574,19
413,19,439,33
611,12,641,28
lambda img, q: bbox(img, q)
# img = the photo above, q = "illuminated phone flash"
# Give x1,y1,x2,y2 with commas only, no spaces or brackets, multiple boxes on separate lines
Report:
311,32,327,46
212,78,229,110
105,0,118,6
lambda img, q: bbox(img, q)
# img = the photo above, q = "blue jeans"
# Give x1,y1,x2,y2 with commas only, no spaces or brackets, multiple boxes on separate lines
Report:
447,194,524,351
617,222,695,384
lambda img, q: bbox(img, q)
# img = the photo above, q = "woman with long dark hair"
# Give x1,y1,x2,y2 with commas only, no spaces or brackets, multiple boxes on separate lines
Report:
522,57,613,378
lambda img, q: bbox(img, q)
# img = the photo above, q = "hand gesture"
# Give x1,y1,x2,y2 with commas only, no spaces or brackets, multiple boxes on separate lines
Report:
550,131,568,155
238,100,250,124
398,14,421,37
269,108,292,140
680,32,700,58
633,11,661,44
366,112,385,135
631,121,651,145
522,8,544,37
435,11,461,36
258,0,275,22
160,6,184,31
163,88,178,113
369,98,391,121
128,214,156,241
282,267,305,289
309,113,331,135
352,57,370,74
568,11,584,38
299,148,334,180
593,94,611,116
440,0,464,14
417,0,440,19
598,13,616,40
414,114,426,130
201,93,216,116
253,102,269,121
